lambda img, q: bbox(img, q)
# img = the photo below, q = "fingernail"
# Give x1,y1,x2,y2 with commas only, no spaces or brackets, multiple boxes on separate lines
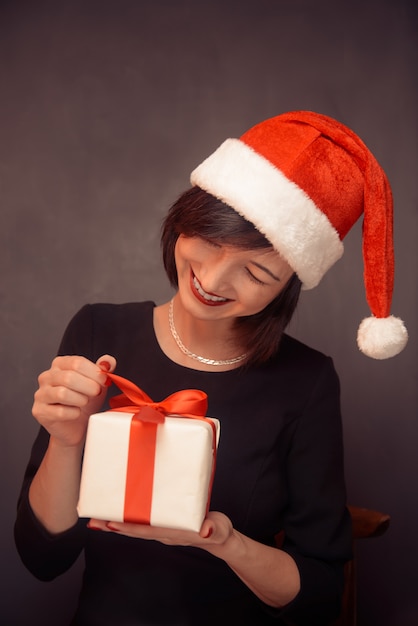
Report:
98,360,111,371
106,522,120,532
87,522,101,531
203,528,213,538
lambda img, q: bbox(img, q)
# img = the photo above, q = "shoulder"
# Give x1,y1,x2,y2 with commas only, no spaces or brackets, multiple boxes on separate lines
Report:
68,301,156,329
57,301,156,359
254,333,340,400
83,300,155,319
276,333,336,372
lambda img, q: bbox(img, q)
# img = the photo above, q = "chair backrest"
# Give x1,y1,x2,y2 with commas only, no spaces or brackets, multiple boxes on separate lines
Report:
332,505,390,626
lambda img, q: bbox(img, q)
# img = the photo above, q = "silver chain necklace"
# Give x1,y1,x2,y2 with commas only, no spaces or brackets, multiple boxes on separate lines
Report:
168,299,247,367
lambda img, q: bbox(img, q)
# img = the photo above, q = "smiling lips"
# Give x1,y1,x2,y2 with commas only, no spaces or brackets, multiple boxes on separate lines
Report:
191,273,230,306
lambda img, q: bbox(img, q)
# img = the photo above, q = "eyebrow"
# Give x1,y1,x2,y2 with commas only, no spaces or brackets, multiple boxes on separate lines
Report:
250,261,281,282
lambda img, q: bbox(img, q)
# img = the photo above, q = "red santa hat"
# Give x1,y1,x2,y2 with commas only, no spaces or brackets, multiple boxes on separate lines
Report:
190,110,408,359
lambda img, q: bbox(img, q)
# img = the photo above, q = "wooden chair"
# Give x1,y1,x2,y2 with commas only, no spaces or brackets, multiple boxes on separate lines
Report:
332,505,391,626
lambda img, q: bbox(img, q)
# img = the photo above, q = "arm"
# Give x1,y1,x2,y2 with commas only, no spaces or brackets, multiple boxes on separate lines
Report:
204,522,300,607
14,303,120,579
28,355,115,534
14,354,115,581
89,512,300,608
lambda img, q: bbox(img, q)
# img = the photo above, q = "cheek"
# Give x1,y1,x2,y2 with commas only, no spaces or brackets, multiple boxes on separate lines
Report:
175,238,198,264
247,284,284,309
242,289,272,311
174,239,190,270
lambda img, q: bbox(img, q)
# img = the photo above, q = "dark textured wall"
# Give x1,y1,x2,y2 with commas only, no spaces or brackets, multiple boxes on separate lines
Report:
1,1,417,624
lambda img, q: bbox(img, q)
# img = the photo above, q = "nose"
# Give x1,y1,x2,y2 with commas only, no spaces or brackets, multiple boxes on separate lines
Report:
198,249,234,295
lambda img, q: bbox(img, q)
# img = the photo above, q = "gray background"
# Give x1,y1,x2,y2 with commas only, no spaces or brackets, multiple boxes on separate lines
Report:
1,1,416,624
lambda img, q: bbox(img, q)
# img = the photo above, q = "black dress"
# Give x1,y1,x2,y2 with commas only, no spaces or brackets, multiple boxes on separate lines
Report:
15,302,352,625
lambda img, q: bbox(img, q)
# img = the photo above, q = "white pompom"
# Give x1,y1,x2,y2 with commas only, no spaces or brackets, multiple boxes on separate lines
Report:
357,315,408,359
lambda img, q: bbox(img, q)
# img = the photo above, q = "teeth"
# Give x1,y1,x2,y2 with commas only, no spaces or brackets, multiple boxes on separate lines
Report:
193,276,227,302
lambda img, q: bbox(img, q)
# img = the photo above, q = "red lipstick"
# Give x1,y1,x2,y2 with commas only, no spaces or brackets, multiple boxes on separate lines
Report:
190,272,230,307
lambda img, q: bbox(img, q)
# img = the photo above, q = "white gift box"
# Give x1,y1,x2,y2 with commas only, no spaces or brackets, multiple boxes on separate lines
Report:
77,410,220,532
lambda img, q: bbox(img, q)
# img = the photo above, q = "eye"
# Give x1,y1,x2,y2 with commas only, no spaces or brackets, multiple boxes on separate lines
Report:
245,268,267,285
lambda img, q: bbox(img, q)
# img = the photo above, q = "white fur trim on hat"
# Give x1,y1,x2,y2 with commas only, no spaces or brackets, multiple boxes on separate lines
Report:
191,138,344,289
357,315,408,359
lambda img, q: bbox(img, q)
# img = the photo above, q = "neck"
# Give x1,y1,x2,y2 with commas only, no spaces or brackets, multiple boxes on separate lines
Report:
168,296,246,367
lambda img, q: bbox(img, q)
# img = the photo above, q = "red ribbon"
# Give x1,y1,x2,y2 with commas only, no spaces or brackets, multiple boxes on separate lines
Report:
106,373,214,525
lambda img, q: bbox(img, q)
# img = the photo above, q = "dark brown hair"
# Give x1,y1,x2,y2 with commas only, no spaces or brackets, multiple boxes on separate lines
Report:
161,186,301,366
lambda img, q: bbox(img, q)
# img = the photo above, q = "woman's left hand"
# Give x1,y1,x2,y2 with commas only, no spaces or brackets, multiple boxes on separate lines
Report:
88,511,233,548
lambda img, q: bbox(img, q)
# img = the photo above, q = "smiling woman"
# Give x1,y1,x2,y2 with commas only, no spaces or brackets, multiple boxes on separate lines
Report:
161,187,302,366
14,111,407,626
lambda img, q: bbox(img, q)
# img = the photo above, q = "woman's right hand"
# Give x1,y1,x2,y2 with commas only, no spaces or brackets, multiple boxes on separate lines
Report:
32,354,116,448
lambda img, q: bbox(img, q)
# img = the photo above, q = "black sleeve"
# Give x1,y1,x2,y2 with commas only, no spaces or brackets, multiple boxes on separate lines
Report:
276,357,352,625
14,306,96,581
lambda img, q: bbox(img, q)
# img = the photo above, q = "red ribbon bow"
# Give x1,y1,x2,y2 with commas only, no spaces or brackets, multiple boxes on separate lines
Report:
105,373,213,525
108,372,209,422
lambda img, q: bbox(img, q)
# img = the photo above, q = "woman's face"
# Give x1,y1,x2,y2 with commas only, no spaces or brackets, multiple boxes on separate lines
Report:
174,235,294,321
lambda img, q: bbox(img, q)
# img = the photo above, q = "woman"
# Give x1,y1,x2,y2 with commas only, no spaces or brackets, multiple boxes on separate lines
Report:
14,111,407,625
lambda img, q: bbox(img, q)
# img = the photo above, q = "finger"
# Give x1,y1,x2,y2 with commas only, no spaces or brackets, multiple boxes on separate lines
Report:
32,399,83,422
51,355,115,393
52,355,101,377
47,368,103,399
199,519,215,539
42,357,102,397
87,519,112,532
96,355,117,388
102,521,196,544
96,355,117,373
104,521,160,537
